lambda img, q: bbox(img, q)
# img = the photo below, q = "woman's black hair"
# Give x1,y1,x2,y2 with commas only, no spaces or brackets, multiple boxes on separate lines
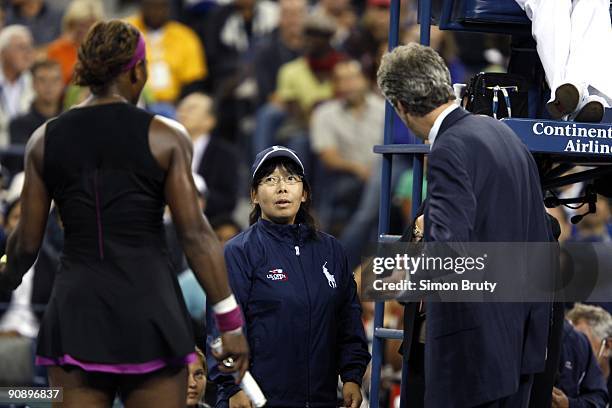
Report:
249,157,317,235
73,20,140,94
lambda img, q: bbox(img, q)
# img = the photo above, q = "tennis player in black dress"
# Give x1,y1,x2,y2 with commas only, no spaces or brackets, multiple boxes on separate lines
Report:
0,20,248,407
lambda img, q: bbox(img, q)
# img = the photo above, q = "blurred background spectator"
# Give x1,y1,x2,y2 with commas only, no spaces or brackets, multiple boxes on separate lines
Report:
0,24,34,147
311,0,355,47
186,347,211,408
311,59,384,234
251,13,342,171
46,0,104,85
568,304,612,382
342,0,389,81
571,195,612,243
253,0,305,107
554,317,609,408
127,0,207,111
176,92,241,220
9,59,62,147
4,0,62,46
209,214,241,244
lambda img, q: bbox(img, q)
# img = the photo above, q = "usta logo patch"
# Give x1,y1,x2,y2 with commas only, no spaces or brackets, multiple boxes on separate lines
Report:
266,268,288,281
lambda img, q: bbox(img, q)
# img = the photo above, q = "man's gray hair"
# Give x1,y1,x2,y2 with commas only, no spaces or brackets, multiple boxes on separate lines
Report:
567,303,612,340
377,43,454,117
0,25,32,54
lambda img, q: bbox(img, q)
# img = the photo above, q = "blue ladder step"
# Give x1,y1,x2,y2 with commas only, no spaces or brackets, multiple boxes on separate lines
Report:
374,144,430,154
375,327,405,340
379,234,402,243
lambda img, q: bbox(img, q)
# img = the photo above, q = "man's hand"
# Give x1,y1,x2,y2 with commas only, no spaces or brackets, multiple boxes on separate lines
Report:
212,331,250,383
415,215,424,234
229,390,252,408
551,387,569,408
342,381,362,408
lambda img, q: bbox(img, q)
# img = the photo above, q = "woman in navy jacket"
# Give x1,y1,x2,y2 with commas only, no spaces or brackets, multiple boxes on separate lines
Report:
207,146,370,408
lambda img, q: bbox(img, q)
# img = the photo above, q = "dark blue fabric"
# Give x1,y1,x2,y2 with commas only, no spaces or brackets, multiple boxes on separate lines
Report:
207,219,370,408
465,0,530,24
557,320,609,408
423,107,555,407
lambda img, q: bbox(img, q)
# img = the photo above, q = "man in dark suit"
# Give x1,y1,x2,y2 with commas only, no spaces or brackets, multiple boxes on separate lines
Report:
377,43,556,407
176,92,240,220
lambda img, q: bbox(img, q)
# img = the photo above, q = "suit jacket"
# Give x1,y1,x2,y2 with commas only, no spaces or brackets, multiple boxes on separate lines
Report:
423,107,554,407
195,137,239,220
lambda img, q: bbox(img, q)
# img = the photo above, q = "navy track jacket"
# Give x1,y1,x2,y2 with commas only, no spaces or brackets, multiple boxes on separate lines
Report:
557,320,609,408
207,219,370,408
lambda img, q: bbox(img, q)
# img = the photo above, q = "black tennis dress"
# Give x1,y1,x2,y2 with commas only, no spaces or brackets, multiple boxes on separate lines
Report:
35,103,195,373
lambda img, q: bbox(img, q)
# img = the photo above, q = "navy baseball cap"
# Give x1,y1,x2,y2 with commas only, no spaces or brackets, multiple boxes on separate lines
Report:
251,146,305,180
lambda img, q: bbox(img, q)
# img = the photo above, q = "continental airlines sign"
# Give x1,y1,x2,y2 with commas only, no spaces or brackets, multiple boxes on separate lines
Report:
532,122,612,154
502,118,612,157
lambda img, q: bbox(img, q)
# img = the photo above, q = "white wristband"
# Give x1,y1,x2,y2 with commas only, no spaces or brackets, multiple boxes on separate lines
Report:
213,294,238,314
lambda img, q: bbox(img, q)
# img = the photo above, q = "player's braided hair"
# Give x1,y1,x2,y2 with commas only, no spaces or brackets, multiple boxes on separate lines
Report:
73,20,140,94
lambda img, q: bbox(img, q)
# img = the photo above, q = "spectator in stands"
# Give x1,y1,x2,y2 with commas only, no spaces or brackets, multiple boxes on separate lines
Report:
571,196,611,242
568,304,612,381
207,146,370,408
4,0,61,46
311,0,356,47
311,59,384,233
10,59,63,146
553,319,609,408
275,13,341,116
201,0,278,87
127,0,207,105
175,92,240,220
253,0,305,106
46,0,104,85
210,215,241,244
515,0,611,122
197,0,279,144
187,347,211,408
342,0,390,81
251,13,342,164
0,24,34,147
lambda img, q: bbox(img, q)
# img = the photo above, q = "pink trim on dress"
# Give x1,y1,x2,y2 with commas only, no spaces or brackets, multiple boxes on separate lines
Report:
35,352,197,374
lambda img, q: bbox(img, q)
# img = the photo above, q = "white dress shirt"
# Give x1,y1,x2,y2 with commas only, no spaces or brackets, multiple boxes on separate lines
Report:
191,134,210,173
428,104,459,146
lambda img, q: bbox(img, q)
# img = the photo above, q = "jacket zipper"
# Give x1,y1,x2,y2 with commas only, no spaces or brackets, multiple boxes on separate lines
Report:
295,240,310,407
94,169,104,260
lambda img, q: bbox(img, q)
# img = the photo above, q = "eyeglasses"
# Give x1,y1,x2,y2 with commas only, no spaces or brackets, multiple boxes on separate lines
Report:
260,175,302,186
